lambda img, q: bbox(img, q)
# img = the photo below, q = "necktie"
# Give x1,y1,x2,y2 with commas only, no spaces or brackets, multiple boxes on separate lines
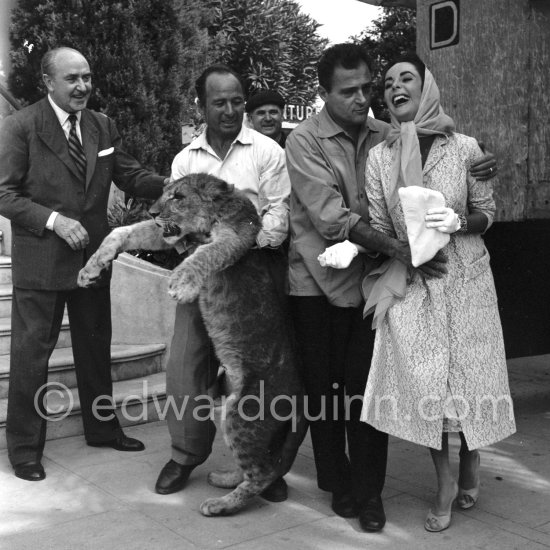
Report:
68,114,87,181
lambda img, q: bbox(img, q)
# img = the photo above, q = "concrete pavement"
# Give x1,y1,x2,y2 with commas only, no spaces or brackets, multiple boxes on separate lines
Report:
1,354,549,550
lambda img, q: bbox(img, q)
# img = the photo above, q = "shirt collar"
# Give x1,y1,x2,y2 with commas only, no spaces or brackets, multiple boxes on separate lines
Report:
47,95,82,127
188,124,253,152
317,105,381,140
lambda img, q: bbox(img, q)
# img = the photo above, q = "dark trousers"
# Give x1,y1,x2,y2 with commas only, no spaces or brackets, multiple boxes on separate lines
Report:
166,299,219,465
7,285,121,467
290,295,388,502
166,246,289,465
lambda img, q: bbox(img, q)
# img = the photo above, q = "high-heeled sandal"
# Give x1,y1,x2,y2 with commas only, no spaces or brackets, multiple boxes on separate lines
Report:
425,482,458,532
458,451,480,509
458,483,479,510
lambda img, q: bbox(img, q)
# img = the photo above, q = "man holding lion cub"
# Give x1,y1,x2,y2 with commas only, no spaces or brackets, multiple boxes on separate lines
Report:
152,64,292,501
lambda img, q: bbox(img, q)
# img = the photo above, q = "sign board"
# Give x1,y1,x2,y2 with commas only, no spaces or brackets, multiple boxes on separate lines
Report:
182,103,318,142
430,0,460,49
283,104,317,124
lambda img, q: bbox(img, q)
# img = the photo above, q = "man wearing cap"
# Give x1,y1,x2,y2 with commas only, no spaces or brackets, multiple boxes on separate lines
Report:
246,90,287,148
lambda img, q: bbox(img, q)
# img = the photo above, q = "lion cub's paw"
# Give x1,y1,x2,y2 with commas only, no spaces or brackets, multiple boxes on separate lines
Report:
77,246,117,287
168,264,202,302
200,497,232,517
77,265,96,287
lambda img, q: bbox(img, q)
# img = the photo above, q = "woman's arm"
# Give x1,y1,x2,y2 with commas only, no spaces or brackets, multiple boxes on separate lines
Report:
321,148,447,277
425,208,489,234
426,136,494,235
458,212,490,234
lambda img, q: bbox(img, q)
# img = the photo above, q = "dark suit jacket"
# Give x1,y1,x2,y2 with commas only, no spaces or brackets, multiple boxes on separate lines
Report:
0,97,165,290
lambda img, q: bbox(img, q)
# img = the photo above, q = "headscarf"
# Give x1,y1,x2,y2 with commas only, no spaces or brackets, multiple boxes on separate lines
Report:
362,66,455,329
386,67,455,210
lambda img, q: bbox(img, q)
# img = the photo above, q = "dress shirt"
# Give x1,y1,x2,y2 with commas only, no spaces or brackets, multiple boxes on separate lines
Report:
47,94,83,143
286,107,390,307
45,95,85,230
171,125,290,248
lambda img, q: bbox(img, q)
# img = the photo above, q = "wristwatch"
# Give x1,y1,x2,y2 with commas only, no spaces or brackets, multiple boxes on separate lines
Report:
457,214,468,233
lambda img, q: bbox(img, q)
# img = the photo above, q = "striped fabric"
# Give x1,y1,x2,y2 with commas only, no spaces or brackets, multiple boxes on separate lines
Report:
68,114,86,180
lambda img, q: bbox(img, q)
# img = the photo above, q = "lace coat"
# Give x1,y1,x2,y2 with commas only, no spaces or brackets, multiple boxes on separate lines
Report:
360,133,516,450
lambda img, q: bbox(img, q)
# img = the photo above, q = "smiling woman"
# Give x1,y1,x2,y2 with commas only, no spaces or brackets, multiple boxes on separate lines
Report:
384,59,424,122
360,53,516,534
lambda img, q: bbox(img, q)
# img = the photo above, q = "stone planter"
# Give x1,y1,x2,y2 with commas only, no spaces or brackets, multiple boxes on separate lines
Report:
110,252,176,368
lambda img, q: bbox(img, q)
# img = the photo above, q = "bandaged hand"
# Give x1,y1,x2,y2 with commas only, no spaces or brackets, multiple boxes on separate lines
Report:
425,207,460,234
318,240,359,269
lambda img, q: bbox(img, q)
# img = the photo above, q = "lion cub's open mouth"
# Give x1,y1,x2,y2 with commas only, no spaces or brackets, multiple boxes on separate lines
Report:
162,224,182,238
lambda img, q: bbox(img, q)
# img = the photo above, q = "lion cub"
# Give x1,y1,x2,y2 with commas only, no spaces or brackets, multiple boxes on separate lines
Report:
79,173,305,516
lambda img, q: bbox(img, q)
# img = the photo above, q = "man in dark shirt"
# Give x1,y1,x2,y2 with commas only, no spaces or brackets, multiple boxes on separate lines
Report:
286,43,497,532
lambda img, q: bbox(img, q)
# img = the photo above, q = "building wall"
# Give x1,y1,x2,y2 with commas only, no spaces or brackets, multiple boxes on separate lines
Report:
417,0,550,222
526,1,550,219
416,0,550,357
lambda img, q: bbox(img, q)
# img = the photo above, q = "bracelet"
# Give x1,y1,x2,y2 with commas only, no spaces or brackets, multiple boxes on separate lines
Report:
457,214,468,233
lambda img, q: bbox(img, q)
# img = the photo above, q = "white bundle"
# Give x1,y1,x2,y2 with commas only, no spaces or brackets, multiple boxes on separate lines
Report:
398,186,450,267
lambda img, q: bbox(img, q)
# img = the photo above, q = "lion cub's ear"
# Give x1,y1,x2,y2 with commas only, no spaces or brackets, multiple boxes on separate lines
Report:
203,177,235,201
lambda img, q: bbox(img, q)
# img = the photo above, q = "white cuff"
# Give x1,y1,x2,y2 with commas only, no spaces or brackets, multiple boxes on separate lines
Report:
46,211,59,231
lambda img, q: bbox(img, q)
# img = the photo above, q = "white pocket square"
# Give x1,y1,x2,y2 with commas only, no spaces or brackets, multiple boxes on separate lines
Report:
97,147,114,157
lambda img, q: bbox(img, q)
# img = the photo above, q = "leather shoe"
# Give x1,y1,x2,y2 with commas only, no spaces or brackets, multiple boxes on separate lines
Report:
358,495,386,532
155,460,198,495
331,490,358,518
260,477,288,502
14,461,45,481
87,433,145,452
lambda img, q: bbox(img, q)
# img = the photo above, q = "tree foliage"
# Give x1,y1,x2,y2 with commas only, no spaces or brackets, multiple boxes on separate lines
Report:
354,7,416,120
6,0,326,173
7,0,214,174
208,0,327,104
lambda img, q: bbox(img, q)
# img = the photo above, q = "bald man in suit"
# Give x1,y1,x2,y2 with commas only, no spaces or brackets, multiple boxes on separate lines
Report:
0,47,166,481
